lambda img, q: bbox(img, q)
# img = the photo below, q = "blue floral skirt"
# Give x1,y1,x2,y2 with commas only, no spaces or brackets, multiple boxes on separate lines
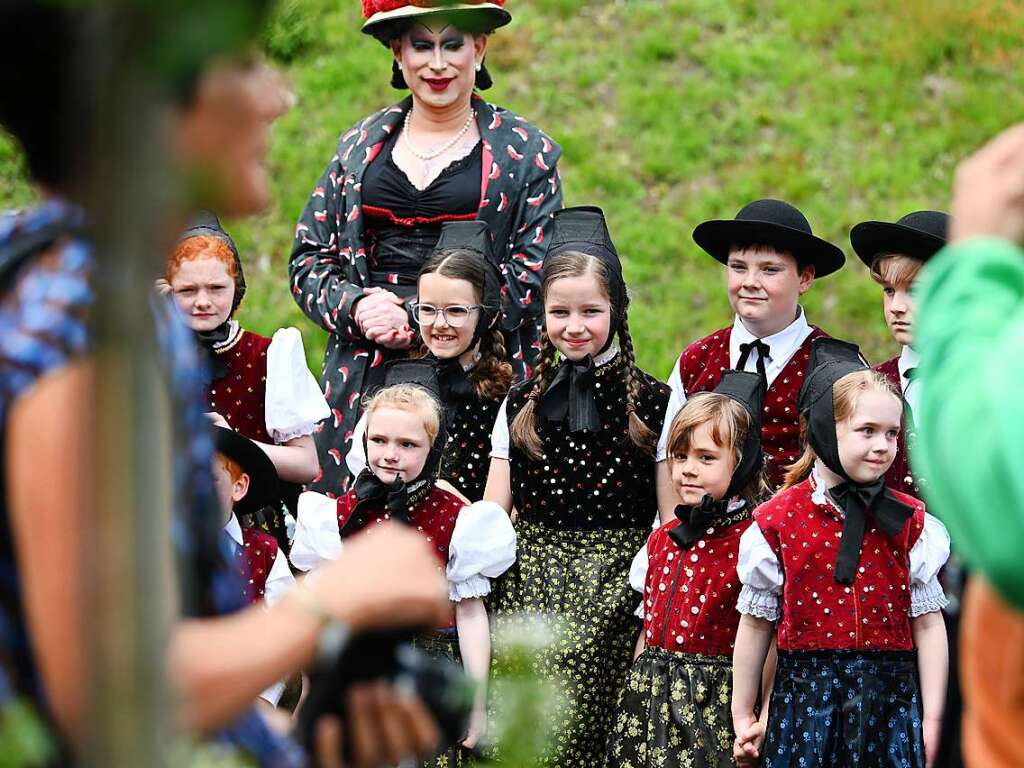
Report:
607,647,734,768
764,649,924,768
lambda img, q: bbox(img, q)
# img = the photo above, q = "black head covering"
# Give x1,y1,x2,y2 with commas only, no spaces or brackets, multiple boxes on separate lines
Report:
668,371,764,549
178,210,246,313
212,426,279,518
538,206,626,434
692,198,846,278
851,210,949,269
343,359,447,537
546,205,628,330
426,220,503,348
797,337,914,583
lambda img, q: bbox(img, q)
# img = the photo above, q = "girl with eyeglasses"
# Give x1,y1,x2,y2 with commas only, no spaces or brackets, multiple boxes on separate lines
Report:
347,220,514,504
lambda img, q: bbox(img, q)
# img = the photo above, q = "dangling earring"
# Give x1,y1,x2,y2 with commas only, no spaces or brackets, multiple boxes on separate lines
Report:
475,62,482,72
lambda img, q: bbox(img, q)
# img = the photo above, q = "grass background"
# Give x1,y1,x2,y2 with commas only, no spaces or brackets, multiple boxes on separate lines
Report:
2,0,1023,378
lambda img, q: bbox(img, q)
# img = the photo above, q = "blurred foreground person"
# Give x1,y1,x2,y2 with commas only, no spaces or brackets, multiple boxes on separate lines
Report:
914,123,1024,768
0,1,446,765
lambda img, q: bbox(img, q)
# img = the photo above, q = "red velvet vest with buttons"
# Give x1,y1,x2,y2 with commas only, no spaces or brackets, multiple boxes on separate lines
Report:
753,477,925,652
208,330,272,443
335,485,463,567
642,516,748,656
679,326,827,490
874,357,921,498
238,526,279,604
336,485,464,628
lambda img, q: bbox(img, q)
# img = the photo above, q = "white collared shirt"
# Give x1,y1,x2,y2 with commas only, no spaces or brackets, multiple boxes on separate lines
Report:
897,345,921,418
656,309,814,460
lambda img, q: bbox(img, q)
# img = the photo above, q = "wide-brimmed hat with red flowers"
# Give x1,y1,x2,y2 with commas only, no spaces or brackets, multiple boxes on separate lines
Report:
362,0,511,43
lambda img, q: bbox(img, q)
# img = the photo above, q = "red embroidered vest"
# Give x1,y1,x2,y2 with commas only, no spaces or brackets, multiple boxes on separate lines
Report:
208,330,272,443
335,485,463,567
753,478,925,652
679,325,827,489
239,526,279,604
874,357,921,498
642,516,749,656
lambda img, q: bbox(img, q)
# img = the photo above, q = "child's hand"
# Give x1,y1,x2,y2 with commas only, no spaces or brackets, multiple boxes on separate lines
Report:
154,278,172,296
461,704,487,751
733,719,766,767
923,716,941,768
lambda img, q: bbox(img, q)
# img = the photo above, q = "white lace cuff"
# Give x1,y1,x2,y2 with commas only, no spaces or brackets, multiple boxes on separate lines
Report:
448,574,492,602
445,501,516,602
736,585,781,622
910,577,950,617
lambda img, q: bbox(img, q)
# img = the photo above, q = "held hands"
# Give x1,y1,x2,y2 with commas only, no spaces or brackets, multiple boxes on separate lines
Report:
951,122,1024,245
732,714,766,767
353,287,414,349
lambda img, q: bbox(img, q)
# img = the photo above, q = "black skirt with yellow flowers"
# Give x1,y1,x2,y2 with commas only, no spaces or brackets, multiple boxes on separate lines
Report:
607,646,735,768
492,520,649,767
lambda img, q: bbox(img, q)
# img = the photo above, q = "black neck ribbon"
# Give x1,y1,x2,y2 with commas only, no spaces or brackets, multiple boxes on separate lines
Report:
195,321,232,382
341,468,410,538
669,494,733,549
828,479,914,583
737,339,770,381
435,357,475,403
538,355,600,433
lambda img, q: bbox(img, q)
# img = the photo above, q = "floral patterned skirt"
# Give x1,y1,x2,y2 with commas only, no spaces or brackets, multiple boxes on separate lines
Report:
491,521,649,767
607,647,734,768
763,650,925,768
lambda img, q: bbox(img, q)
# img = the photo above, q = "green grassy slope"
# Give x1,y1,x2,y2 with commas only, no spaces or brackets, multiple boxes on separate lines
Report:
3,0,1022,377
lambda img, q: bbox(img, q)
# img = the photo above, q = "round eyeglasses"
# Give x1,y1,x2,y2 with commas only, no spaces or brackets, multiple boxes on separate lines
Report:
412,303,483,328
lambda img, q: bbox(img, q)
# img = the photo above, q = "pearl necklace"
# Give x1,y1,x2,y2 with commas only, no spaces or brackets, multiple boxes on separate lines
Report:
402,107,475,161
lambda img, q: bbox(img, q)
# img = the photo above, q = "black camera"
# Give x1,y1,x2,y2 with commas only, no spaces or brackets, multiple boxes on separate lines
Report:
297,624,475,761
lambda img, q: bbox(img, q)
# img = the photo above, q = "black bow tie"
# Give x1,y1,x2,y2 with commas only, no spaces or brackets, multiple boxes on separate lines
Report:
341,469,409,537
737,339,771,380
829,479,915,583
538,356,601,433
669,495,731,549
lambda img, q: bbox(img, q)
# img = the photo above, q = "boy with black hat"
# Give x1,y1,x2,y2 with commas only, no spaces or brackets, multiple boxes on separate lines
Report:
851,210,949,497
212,426,295,608
657,199,845,501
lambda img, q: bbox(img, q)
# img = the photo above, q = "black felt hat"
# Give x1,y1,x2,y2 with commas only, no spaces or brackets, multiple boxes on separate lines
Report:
428,220,503,345
712,371,766,499
850,210,949,269
383,358,443,398
179,210,246,312
693,198,846,278
213,426,279,517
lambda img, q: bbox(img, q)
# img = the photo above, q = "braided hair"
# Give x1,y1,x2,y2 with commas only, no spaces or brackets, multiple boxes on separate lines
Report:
510,251,654,459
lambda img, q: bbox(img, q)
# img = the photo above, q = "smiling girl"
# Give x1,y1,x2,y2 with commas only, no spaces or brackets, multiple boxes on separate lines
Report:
608,371,768,768
731,339,950,768
483,206,670,766
346,220,514,503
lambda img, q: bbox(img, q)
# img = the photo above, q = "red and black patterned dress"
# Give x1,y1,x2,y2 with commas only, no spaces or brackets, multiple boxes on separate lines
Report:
289,95,563,495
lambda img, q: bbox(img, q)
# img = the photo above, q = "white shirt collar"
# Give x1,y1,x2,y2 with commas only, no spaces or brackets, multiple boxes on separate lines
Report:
810,460,846,516
213,320,242,352
224,512,243,546
897,346,920,388
729,306,812,386
594,344,619,368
